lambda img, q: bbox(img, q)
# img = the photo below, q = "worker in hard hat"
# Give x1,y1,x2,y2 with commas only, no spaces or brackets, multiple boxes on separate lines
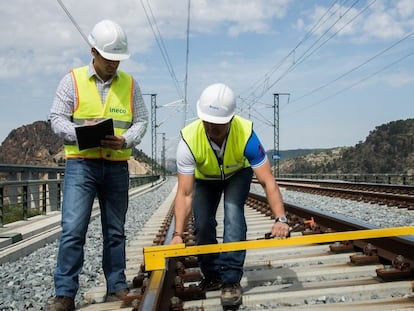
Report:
47,20,148,311
171,83,288,309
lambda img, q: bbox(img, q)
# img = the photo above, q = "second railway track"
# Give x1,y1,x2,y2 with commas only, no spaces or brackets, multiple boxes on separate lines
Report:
275,178,414,209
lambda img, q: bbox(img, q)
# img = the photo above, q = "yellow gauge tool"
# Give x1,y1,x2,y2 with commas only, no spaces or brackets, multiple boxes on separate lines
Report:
143,226,414,271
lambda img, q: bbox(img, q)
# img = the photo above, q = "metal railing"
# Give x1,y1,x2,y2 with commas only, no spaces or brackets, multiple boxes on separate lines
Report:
0,175,159,227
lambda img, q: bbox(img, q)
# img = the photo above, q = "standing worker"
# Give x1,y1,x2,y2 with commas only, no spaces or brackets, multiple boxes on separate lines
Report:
171,83,289,309
47,20,148,311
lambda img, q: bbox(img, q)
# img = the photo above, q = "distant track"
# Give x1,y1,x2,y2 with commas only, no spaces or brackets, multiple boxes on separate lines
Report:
274,178,414,209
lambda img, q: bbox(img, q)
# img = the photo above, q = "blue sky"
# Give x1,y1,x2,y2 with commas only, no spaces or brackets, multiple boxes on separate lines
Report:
1,0,413,159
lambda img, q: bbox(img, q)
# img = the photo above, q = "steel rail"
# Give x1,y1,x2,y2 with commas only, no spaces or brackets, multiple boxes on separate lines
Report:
276,178,414,192
275,179,414,208
138,269,165,311
81,188,414,310
253,191,414,265
143,226,414,271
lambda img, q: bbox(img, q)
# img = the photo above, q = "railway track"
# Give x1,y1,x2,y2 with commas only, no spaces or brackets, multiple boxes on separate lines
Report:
275,178,414,209
80,181,414,311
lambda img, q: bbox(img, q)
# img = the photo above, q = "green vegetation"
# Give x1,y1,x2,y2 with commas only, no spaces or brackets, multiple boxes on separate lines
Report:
274,118,414,175
133,148,153,164
277,148,329,160
2,205,42,224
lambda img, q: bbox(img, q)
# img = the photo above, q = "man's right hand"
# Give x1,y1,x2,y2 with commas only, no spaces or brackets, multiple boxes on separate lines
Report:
170,235,183,245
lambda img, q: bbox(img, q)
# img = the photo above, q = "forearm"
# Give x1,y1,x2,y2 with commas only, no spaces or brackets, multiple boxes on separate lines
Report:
265,183,285,218
123,118,148,147
125,82,149,147
50,73,77,141
173,194,192,234
49,112,77,142
263,181,290,237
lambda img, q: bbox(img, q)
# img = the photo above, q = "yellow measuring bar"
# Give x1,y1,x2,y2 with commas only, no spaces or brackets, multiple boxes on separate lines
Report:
143,226,414,271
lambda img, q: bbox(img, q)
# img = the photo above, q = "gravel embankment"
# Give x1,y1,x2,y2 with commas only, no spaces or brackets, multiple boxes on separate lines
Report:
251,183,414,228
1,178,413,310
0,177,177,311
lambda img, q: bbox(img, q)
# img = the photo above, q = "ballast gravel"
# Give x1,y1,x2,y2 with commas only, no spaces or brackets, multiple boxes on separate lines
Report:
0,177,413,310
0,178,176,311
251,183,414,228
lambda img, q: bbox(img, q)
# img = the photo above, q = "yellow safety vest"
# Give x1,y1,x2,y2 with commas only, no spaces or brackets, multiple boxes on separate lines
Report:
181,115,252,180
64,66,133,161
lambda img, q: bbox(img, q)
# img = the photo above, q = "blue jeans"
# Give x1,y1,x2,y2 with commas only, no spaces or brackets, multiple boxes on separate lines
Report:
192,167,253,284
54,158,129,298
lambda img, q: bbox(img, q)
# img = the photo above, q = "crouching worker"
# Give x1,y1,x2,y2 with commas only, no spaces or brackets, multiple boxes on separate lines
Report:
171,83,289,309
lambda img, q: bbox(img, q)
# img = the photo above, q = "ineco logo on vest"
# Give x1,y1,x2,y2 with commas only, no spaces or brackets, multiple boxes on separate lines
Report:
109,107,127,114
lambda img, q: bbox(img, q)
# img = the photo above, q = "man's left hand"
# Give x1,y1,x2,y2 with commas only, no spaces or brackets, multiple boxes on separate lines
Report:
101,135,126,150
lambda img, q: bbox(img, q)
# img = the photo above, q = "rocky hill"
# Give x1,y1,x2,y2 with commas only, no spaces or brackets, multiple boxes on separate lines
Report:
0,120,151,174
0,121,63,166
1,118,413,175
277,147,346,174
277,118,414,175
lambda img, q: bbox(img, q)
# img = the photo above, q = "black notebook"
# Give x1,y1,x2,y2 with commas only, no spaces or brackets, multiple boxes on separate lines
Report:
75,118,114,150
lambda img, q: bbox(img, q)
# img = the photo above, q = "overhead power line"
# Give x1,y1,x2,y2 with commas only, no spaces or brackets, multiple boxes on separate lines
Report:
139,0,184,101
56,0,91,47
290,28,414,105
287,47,414,116
239,0,414,134
139,0,193,128
239,0,368,127
239,0,351,110
289,0,365,71
183,0,191,127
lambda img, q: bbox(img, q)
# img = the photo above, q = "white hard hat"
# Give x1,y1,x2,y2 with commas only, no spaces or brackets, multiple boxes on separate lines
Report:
196,83,236,124
88,20,130,61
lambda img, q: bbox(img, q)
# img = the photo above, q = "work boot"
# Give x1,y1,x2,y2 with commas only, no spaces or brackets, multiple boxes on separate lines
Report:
198,277,223,291
221,283,242,308
105,288,129,302
45,296,75,311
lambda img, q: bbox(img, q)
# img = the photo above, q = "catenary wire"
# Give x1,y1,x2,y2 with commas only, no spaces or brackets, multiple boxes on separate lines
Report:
183,0,191,127
139,0,185,101
289,28,414,106
293,0,376,70
239,0,351,111
56,0,91,47
240,0,364,116
286,48,414,116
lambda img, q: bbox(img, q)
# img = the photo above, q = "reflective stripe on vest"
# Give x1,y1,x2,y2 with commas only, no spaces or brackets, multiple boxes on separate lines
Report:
64,66,133,161
181,115,252,180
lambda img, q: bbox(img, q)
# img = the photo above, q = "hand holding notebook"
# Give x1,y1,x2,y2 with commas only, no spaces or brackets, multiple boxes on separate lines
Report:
75,118,114,150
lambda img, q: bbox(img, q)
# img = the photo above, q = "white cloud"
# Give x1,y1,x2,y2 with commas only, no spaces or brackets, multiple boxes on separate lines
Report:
362,10,405,40
298,1,413,42
189,0,292,36
0,0,294,82
380,70,414,87
1,0,414,153
396,0,414,18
